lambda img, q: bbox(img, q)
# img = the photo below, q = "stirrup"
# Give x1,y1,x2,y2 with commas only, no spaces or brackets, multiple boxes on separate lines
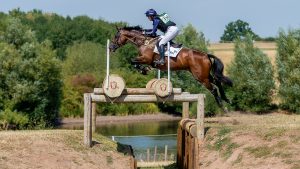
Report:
154,59,165,66
157,59,165,65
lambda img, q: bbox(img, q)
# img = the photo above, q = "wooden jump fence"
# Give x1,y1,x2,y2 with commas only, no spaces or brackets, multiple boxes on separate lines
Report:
83,86,205,169
177,118,203,169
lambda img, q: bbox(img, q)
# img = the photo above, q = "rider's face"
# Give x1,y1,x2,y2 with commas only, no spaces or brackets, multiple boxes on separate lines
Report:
147,16,153,21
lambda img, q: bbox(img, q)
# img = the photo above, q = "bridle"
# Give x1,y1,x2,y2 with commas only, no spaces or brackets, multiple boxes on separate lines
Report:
112,30,145,48
110,29,158,52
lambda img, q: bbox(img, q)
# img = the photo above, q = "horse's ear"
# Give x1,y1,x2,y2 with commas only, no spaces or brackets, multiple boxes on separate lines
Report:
115,25,120,31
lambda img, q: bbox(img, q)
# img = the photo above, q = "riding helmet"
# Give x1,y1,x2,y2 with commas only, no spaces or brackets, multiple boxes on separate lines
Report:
145,9,157,17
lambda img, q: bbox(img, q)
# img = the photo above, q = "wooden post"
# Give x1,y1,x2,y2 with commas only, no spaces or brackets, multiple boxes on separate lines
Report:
147,149,150,162
84,93,92,147
177,125,182,167
196,95,205,140
92,102,96,133
154,146,157,162
188,135,195,169
184,130,189,168
194,138,202,169
164,145,168,161
182,102,189,118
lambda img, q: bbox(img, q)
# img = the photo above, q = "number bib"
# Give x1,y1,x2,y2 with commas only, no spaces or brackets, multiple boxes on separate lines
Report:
159,13,171,24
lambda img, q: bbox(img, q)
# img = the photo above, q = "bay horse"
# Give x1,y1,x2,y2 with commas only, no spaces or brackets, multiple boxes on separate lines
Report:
109,26,232,107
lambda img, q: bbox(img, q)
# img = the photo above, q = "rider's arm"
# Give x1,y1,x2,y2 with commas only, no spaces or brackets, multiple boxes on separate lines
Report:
144,18,159,36
150,18,159,35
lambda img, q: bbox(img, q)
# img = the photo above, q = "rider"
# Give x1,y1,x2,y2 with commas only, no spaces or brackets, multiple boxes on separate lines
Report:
144,9,179,65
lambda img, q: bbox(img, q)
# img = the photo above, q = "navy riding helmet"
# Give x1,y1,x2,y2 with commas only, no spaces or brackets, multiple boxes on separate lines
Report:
145,9,157,17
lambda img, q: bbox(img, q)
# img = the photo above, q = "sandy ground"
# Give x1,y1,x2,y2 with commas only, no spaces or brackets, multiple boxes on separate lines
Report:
200,112,300,169
0,130,134,169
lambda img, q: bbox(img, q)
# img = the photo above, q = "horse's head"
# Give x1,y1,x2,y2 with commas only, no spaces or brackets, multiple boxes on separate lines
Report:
109,26,144,52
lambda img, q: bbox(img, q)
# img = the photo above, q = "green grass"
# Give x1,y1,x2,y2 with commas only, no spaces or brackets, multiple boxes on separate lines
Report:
261,128,286,141
232,153,243,165
244,146,272,158
106,155,113,165
207,126,239,159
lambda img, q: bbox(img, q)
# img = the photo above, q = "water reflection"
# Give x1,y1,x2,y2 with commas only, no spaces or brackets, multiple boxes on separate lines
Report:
60,120,179,161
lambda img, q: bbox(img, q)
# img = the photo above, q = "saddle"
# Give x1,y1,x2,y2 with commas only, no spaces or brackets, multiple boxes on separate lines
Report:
169,41,182,48
144,37,182,49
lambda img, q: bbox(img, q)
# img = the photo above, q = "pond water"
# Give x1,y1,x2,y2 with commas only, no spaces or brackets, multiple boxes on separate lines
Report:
60,120,179,161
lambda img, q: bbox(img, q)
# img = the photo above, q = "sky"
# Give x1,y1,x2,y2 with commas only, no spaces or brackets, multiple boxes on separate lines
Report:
0,0,300,42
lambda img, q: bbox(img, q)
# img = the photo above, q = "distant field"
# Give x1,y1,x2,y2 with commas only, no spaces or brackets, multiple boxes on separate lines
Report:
208,42,277,73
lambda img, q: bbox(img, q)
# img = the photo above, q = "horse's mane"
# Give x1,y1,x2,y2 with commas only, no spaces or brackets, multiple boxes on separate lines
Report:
122,26,143,31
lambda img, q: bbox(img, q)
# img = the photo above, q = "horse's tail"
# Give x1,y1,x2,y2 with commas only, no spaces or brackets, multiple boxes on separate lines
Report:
208,54,233,87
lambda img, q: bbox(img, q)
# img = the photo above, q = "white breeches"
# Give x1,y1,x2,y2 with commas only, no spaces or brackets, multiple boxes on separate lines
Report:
158,26,179,46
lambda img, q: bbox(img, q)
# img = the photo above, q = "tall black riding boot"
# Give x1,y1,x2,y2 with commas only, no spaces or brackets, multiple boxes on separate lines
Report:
157,45,165,65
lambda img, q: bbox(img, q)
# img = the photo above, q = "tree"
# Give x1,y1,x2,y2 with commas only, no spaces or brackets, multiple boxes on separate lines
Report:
227,35,275,112
220,19,259,42
174,24,220,115
176,23,209,52
276,29,300,113
0,18,62,128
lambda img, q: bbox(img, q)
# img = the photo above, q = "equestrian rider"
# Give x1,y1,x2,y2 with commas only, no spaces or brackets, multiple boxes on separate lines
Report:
144,9,179,65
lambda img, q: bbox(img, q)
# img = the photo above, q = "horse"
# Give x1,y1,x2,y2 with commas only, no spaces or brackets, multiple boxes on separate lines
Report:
109,26,233,107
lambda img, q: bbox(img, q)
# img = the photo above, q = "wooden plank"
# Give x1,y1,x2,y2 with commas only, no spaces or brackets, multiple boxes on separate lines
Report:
164,145,168,162
195,138,202,169
180,118,195,127
91,94,203,103
196,95,205,140
189,125,197,138
183,121,195,132
147,149,150,162
92,102,96,133
94,88,182,95
154,146,157,162
177,126,182,168
182,102,189,118
184,131,189,169
188,136,195,169
84,93,92,147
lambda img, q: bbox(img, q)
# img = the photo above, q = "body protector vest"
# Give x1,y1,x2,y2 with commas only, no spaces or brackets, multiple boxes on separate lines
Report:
156,13,176,33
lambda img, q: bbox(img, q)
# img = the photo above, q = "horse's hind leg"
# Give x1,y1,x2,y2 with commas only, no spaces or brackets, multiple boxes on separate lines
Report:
196,77,223,106
215,80,231,104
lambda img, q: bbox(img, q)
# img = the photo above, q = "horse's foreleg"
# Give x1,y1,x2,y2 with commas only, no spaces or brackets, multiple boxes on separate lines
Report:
131,56,151,75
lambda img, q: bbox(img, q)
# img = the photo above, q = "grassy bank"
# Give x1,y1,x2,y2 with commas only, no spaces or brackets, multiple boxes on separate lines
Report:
202,112,300,169
138,112,300,169
0,130,134,169
1,112,299,169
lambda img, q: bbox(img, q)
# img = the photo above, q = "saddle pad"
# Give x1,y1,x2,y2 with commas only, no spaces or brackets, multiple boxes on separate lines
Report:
154,46,183,58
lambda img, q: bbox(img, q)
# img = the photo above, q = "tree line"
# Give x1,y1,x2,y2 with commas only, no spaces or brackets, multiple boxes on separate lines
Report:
0,9,299,129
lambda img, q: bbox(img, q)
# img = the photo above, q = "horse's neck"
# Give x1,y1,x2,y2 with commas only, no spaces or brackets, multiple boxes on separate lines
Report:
123,30,159,48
